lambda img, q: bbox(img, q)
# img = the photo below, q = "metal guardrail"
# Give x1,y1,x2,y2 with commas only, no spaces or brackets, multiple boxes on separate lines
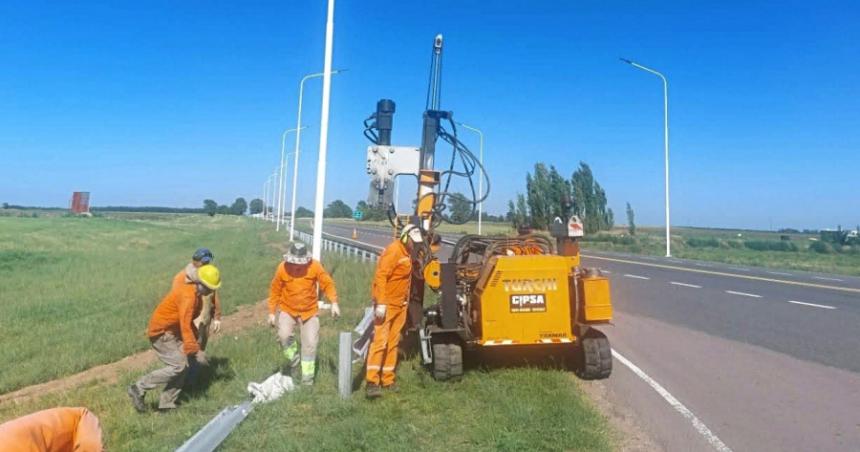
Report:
295,230,381,262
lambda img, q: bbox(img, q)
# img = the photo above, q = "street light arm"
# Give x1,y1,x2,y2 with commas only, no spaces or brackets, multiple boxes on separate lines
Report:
620,57,666,82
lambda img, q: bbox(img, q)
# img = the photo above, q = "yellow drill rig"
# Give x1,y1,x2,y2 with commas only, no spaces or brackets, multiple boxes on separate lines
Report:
363,34,613,381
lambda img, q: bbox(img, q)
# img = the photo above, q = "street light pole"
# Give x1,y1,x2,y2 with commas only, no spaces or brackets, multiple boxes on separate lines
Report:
266,169,278,222
276,127,305,231
621,58,671,257
457,122,485,235
311,0,336,260
289,68,344,242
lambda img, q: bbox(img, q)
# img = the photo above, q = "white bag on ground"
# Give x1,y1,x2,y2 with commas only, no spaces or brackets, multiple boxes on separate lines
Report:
247,372,295,404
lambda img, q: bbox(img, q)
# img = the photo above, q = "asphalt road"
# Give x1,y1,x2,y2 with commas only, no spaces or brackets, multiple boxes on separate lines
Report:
323,223,860,451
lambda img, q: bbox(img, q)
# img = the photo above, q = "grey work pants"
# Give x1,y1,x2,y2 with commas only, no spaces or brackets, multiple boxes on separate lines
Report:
276,312,319,383
135,332,188,409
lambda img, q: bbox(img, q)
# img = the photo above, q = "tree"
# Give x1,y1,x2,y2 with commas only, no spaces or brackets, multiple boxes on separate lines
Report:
355,200,387,221
447,193,472,223
295,206,314,218
230,197,247,216
249,198,264,215
512,193,529,228
203,199,217,217
217,204,230,215
324,200,353,218
571,162,613,234
525,163,570,229
626,202,636,235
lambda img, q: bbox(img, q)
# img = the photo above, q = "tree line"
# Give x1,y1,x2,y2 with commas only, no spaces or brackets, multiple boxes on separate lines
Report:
507,162,615,234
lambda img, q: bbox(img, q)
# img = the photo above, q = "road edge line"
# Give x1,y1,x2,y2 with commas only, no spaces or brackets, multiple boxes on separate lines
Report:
612,349,733,452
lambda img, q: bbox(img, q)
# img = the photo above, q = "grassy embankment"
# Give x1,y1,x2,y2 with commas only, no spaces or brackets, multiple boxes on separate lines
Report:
0,214,612,451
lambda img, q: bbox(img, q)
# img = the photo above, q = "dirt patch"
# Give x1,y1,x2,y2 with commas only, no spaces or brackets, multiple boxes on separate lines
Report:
576,378,663,452
0,300,270,408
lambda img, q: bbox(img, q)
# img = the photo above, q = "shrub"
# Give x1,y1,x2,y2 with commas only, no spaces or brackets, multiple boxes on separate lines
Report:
743,240,799,252
808,241,832,254
686,237,720,248
726,240,744,249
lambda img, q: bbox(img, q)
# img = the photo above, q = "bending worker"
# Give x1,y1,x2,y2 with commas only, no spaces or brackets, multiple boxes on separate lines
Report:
365,225,422,399
127,264,222,412
173,248,222,350
0,407,103,452
268,242,339,386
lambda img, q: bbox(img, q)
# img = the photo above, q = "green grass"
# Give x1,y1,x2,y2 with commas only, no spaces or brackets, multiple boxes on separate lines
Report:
0,214,283,393
0,252,611,451
583,226,860,276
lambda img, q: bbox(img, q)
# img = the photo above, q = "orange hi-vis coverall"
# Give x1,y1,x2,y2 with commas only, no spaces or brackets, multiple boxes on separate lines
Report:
147,280,202,355
268,260,338,320
0,407,103,452
366,240,413,386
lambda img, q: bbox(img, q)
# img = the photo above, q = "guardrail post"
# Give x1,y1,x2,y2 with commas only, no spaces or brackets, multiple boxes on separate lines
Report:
338,331,352,399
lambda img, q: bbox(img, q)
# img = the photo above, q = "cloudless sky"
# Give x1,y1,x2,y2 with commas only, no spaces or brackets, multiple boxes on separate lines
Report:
1,1,857,229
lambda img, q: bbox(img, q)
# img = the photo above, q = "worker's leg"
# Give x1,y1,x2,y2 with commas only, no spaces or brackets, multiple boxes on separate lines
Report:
135,332,188,409
381,304,407,387
276,311,300,375
366,306,393,385
299,316,320,385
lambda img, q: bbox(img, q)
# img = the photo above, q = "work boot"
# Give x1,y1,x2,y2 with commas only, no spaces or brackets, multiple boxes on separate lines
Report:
365,383,383,399
382,382,400,393
127,384,146,413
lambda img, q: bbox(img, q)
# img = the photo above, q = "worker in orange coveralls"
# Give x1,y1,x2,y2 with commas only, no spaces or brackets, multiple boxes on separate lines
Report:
0,407,103,452
127,264,222,412
268,242,339,386
172,248,222,350
365,224,422,399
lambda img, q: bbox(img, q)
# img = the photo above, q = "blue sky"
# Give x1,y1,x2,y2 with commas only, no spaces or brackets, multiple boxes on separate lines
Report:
1,1,857,229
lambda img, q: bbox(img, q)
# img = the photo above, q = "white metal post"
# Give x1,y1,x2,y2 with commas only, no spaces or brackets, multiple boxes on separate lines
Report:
457,122,484,235
311,0,335,260
621,58,671,257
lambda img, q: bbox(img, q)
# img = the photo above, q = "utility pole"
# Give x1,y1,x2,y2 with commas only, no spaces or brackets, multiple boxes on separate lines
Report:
457,122,485,235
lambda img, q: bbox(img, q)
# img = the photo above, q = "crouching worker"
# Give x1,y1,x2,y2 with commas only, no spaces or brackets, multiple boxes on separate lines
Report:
268,242,339,386
127,264,222,412
365,225,422,399
0,407,103,452
173,248,223,351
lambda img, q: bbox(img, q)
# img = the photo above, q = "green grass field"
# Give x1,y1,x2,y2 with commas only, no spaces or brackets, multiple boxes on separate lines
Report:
0,215,612,451
583,226,860,276
0,213,282,393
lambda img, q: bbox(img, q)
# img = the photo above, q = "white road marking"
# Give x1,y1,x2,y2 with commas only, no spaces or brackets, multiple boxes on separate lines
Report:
624,274,651,280
813,276,844,282
766,271,793,276
671,281,702,289
725,290,762,298
602,270,612,274
612,350,733,452
787,300,836,310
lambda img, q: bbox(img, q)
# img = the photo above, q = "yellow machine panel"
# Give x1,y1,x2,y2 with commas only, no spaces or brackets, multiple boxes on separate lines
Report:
580,276,613,322
475,255,575,344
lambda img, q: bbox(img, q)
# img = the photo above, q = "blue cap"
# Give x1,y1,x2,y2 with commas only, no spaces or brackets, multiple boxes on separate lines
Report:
192,248,213,264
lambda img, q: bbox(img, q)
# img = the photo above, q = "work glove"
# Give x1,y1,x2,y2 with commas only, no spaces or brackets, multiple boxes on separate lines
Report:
374,304,387,322
194,351,209,367
268,313,276,327
211,319,222,334
331,303,341,318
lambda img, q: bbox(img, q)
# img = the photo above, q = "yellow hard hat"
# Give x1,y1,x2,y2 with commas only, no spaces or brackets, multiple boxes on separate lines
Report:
198,264,222,290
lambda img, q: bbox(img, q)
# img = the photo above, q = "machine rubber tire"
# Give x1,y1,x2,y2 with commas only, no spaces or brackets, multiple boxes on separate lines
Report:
431,341,463,381
579,333,612,380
